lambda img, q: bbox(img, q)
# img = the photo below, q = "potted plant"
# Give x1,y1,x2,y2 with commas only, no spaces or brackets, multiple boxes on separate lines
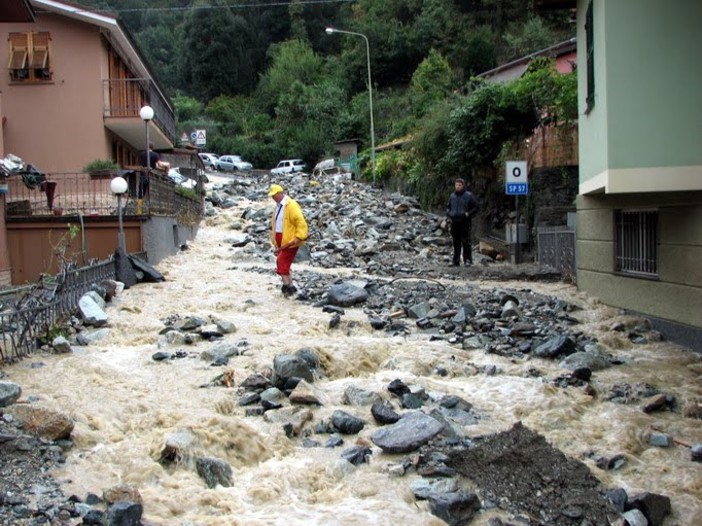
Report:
83,159,120,178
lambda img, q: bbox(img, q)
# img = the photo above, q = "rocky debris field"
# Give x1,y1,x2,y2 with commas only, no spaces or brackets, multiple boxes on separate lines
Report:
1,172,700,525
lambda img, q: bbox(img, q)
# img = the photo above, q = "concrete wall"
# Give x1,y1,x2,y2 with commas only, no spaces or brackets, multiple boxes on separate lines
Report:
576,0,702,194
576,191,702,329
603,0,702,171
142,216,198,266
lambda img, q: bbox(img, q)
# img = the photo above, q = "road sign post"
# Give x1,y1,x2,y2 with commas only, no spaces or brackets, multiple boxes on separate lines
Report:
195,129,206,146
505,161,529,264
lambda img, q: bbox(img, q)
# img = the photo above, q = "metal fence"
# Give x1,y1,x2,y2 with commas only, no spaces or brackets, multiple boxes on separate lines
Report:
537,225,576,282
0,259,117,363
5,170,203,218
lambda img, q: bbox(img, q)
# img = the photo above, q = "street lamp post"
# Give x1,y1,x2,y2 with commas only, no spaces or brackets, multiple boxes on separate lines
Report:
325,27,375,185
139,105,154,169
110,176,128,252
138,105,154,214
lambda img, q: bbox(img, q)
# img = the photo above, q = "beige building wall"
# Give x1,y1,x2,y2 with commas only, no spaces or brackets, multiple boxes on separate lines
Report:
576,192,702,328
0,13,112,173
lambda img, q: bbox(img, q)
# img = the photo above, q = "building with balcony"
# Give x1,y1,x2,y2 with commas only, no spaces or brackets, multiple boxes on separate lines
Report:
0,0,175,173
0,1,199,286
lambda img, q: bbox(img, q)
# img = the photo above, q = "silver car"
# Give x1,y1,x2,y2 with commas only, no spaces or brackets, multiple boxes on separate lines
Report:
198,153,219,171
217,155,253,172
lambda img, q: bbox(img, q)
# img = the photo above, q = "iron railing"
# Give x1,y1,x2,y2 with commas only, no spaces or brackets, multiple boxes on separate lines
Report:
0,259,117,363
5,170,202,218
102,78,176,145
537,225,576,282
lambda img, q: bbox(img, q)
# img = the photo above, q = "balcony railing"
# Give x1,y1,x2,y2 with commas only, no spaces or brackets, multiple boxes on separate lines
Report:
4,170,202,219
103,78,176,145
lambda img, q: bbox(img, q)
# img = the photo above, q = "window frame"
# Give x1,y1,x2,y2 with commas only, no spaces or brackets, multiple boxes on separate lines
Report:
8,31,52,83
614,209,659,279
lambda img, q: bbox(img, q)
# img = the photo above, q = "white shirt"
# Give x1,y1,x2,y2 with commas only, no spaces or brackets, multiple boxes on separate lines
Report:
274,196,289,233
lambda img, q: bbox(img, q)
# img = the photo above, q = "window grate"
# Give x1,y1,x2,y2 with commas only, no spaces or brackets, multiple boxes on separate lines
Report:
615,210,658,276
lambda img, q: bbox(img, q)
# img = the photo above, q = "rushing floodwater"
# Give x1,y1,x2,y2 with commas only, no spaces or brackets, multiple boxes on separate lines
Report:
6,178,702,525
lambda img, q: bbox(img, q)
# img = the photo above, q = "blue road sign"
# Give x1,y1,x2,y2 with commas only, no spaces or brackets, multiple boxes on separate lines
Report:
506,183,528,195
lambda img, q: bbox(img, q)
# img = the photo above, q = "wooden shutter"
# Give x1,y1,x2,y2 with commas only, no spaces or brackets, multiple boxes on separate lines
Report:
8,33,28,69
30,32,50,68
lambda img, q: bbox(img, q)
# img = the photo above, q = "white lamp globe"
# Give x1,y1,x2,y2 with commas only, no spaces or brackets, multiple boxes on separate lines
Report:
325,27,334,34
139,105,154,121
110,176,128,195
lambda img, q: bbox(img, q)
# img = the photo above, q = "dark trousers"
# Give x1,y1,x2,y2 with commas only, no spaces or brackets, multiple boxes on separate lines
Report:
451,221,472,263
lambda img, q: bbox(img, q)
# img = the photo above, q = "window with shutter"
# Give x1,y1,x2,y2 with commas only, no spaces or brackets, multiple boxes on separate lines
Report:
8,33,28,80
8,31,52,82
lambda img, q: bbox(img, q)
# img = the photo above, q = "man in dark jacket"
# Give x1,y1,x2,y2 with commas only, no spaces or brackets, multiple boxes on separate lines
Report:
446,178,479,266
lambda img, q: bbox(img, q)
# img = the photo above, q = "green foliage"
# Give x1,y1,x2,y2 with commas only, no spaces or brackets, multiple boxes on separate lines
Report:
83,159,119,172
175,186,199,200
444,81,539,178
257,39,326,112
503,17,555,61
181,1,257,101
452,25,498,79
172,94,203,122
75,0,574,192
409,49,458,117
511,57,578,124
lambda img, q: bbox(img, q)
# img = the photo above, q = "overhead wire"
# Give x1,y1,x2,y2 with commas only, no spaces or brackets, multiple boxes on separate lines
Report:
70,0,357,15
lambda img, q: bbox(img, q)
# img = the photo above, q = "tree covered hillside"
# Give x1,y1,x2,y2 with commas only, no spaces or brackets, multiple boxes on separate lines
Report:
78,0,575,207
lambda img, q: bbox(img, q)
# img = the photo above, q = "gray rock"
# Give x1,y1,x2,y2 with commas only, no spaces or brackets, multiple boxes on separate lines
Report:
342,385,381,406
371,401,401,424
78,294,108,327
371,411,444,453
75,328,110,346
272,354,314,386
106,501,143,526
628,491,671,526
427,491,481,526
534,334,576,359
195,456,233,488
331,410,366,434
327,283,369,307
340,446,372,466
646,432,672,447
0,381,21,407
51,336,72,354
622,509,648,526
410,477,460,499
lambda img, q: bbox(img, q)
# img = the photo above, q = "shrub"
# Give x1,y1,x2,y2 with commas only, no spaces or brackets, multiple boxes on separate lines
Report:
83,159,119,172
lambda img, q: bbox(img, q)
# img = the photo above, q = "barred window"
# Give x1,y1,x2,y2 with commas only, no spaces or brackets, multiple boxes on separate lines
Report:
8,32,52,82
615,210,658,277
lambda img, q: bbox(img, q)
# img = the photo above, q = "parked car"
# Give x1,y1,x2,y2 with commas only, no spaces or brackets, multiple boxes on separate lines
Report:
198,153,219,171
270,159,306,175
217,155,253,172
168,167,197,189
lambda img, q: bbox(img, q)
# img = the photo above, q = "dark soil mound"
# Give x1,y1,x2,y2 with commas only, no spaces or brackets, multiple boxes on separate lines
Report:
436,423,619,525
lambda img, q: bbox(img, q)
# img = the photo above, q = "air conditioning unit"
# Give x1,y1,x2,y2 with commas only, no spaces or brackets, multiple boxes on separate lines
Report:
506,224,528,244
